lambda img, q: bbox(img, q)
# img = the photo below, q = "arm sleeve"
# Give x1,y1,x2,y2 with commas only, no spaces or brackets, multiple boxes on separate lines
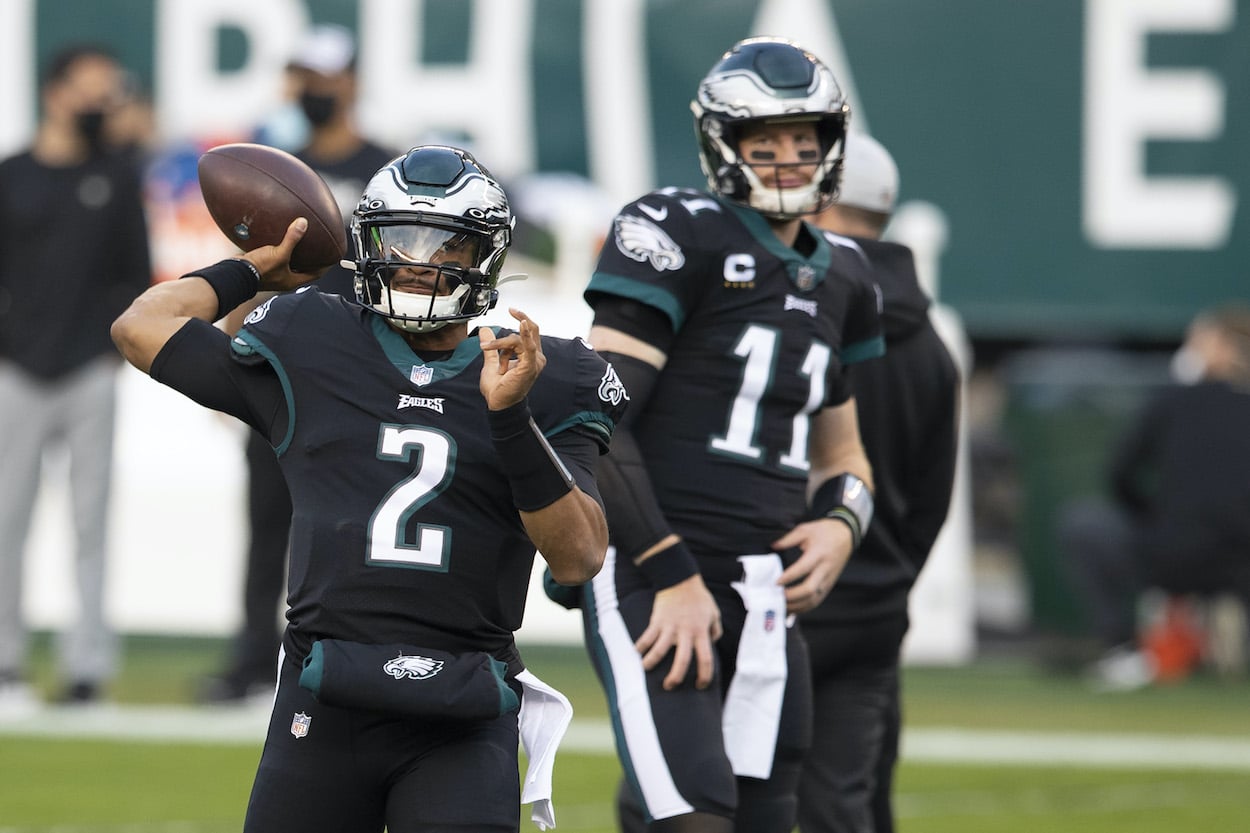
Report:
548,424,607,511
150,318,288,441
590,349,688,565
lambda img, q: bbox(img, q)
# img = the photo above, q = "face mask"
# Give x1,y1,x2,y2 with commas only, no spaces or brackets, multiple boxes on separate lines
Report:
299,92,338,127
1170,346,1206,385
75,109,107,150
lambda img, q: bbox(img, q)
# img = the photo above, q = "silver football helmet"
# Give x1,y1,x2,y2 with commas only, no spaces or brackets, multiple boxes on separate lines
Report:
350,145,513,333
691,37,849,219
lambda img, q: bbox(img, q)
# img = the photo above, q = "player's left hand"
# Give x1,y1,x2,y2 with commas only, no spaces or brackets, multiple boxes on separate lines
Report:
772,518,855,614
479,308,546,410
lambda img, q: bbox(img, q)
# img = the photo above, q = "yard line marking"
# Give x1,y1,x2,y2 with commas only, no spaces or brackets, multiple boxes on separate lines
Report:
903,728,1250,771
4,706,1250,770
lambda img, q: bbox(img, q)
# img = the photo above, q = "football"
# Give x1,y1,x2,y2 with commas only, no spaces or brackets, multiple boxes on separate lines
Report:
197,143,347,274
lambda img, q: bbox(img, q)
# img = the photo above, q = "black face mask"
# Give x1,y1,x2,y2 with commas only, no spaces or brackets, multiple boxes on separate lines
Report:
299,92,338,127
75,109,107,150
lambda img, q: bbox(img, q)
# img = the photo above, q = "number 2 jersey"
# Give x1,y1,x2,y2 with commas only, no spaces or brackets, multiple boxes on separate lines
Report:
586,188,884,559
150,288,625,667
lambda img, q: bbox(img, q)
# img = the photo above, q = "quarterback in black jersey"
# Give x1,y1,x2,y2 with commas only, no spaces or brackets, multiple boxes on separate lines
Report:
112,146,622,833
570,39,882,833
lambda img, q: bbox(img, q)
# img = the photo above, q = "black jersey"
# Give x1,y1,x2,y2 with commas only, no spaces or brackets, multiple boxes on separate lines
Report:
219,289,620,663
586,188,883,558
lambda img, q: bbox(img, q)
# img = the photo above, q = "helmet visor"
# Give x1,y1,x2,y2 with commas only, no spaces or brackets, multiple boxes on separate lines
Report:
364,224,483,269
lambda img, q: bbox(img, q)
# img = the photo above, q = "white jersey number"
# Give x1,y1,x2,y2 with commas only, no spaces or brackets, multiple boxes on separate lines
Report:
368,424,455,570
708,323,830,473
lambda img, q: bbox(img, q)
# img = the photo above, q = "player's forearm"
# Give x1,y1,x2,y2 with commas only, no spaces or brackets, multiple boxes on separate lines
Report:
111,277,221,374
523,491,608,585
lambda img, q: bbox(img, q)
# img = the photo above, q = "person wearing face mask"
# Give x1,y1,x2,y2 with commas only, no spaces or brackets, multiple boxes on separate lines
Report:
1059,304,1250,690
0,44,152,710
197,24,398,705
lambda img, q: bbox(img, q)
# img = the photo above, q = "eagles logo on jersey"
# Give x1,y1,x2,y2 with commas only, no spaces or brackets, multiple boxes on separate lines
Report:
614,214,685,272
384,654,445,680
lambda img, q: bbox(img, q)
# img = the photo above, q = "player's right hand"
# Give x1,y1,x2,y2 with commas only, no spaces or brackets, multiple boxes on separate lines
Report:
636,574,722,690
245,217,327,291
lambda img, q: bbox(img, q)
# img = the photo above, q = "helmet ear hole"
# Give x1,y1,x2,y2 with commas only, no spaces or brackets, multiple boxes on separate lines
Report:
715,165,750,201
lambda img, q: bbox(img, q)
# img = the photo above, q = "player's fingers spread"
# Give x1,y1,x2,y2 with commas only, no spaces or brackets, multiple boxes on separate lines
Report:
640,632,674,670
634,625,659,656
694,639,715,689
663,641,692,690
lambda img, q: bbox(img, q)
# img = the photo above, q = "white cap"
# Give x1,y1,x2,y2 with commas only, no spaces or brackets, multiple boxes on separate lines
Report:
836,131,899,214
288,24,356,75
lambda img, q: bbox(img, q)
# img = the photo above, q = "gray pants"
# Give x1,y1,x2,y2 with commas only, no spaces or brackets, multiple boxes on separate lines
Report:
0,356,120,684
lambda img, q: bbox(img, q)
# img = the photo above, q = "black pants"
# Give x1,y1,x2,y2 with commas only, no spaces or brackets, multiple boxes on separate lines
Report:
244,651,521,833
797,616,906,833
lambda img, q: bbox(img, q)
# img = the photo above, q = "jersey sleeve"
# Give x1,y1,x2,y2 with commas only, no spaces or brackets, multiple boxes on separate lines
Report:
584,189,720,338
149,317,287,438
525,335,628,511
840,267,885,366
527,334,627,452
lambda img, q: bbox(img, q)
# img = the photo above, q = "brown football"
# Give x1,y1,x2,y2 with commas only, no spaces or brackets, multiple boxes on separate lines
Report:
198,143,347,273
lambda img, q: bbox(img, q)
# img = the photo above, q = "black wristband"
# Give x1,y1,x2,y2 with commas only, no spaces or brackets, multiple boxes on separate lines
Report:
635,539,699,591
181,258,261,321
807,473,874,548
489,400,576,512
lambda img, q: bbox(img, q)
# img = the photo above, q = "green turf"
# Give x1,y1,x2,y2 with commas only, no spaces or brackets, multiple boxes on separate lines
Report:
6,634,1250,831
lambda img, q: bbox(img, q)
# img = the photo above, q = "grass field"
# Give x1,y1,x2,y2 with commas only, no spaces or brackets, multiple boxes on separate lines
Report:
3,634,1249,832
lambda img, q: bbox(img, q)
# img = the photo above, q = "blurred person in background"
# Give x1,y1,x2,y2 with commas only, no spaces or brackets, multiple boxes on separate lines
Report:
798,132,961,833
0,44,152,708
567,38,882,833
1060,304,1250,691
199,23,398,704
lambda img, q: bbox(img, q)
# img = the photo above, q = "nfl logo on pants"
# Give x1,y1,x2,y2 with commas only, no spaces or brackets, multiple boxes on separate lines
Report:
290,712,312,738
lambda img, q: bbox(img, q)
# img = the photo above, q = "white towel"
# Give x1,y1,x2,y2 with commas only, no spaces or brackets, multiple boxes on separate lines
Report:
721,553,788,779
516,668,574,830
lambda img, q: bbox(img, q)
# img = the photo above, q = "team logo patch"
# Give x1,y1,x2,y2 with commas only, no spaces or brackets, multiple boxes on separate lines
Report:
410,365,434,386
397,394,445,413
784,294,818,317
244,294,278,326
290,711,312,738
383,654,445,680
598,364,629,406
614,214,685,272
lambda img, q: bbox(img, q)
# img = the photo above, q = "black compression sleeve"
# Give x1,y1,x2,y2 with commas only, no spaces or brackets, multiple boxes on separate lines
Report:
592,351,698,587
488,400,577,512
150,318,287,438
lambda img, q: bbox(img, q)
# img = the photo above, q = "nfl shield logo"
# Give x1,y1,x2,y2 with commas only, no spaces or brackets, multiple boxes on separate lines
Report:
410,365,434,386
290,712,312,738
764,610,776,632
794,264,816,291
